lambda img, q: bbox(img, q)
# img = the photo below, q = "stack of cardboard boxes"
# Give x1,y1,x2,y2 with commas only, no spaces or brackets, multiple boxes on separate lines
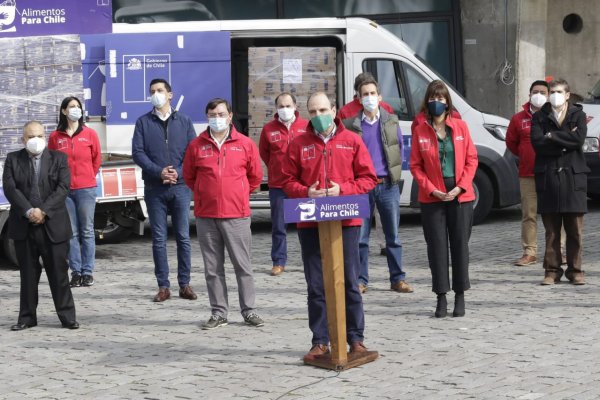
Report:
247,46,337,150
0,35,83,159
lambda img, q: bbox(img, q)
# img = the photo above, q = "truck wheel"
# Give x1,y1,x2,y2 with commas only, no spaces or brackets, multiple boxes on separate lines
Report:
473,169,493,225
2,236,18,267
95,222,132,244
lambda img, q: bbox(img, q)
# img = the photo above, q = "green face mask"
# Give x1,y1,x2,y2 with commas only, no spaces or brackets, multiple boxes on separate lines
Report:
310,114,333,134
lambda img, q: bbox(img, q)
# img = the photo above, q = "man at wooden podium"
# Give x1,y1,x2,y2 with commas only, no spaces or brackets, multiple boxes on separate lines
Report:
283,92,377,362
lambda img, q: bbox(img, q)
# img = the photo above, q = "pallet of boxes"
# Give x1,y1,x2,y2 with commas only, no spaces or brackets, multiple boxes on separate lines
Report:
247,46,337,178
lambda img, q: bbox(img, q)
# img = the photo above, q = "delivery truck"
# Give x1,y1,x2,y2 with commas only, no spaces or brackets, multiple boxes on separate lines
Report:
0,15,520,264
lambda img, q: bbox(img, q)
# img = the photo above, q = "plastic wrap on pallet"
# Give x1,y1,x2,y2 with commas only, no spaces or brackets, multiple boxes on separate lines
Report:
0,34,83,146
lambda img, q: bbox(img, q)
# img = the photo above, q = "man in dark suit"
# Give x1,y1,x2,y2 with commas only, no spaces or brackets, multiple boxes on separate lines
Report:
2,121,79,330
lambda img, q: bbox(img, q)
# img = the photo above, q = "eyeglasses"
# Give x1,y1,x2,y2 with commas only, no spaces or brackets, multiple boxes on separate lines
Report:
207,113,229,118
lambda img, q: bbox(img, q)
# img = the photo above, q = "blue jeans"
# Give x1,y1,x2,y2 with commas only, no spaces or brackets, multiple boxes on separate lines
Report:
65,187,97,276
298,227,364,345
358,183,404,286
268,188,287,266
145,183,192,289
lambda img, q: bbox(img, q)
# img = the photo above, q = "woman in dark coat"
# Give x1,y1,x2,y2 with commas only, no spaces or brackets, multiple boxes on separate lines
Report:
530,78,589,285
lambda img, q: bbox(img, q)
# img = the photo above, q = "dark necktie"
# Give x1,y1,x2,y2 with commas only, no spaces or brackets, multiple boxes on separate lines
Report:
30,157,42,207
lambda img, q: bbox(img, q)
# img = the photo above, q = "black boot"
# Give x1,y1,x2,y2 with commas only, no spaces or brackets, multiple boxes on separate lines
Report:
435,293,447,318
453,291,465,317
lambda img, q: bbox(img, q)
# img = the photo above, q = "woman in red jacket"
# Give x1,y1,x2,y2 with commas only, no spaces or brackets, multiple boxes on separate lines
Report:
409,80,478,318
48,97,101,288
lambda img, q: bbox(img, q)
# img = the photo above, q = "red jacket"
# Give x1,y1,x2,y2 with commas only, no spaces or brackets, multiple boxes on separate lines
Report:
48,126,101,190
282,118,377,228
259,111,308,188
338,97,395,120
409,115,478,203
183,126,262,218
506,102,535,177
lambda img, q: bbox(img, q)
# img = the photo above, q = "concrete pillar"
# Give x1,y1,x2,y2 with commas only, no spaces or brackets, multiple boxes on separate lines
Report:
515,0,548,112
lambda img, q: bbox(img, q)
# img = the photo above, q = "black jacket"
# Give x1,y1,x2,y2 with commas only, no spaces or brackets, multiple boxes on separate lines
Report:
530,102,589,214
2,148,72,242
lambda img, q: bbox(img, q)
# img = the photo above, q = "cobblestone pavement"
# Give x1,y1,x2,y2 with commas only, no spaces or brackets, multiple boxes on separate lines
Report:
1,203,600,400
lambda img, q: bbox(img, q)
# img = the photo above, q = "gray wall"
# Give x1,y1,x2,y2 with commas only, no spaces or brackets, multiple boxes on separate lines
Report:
461,0,600,119
460,0,518,119
546,0,600,100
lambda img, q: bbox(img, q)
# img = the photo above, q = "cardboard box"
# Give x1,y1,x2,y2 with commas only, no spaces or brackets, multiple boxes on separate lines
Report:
248,47,337,130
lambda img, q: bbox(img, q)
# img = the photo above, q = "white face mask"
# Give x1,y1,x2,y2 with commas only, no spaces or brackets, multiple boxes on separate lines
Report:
26,137,46,155
208,117,229,133
67,107,82,122
150,92,167,108
361,95,379,112
549,92,566,108
530,93,547,108
277,107,295,122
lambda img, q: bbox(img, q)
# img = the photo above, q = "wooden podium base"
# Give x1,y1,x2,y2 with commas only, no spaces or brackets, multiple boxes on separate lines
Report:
304,350,379,371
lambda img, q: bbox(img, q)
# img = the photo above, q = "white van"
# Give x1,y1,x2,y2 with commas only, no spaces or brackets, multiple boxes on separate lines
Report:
102,17,519,224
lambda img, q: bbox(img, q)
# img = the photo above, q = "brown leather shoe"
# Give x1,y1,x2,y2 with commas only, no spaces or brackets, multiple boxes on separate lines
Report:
303,344,329,362
350,341,368,353
179,285,197,300
153,287,171,302
541,276,560,285
271,265,285,276
571,275,586,285
515,254,537,266
391,280,413,293
358,283,368,294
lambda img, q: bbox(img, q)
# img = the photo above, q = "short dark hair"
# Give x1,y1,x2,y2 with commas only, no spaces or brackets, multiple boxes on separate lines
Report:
306,92,335,110
357,78,380,96
57,96,84,132
274,92,297,106
149,78,172,93
353,72,377,92
205,98,232,114
529,80,549,93
419,80,453,118
549,78,570,93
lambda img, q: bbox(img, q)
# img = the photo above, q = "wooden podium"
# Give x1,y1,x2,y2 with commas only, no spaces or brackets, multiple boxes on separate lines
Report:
284,195,379,370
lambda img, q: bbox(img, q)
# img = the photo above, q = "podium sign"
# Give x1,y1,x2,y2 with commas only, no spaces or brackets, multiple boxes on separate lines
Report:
285,194,378,370
283,194,370,223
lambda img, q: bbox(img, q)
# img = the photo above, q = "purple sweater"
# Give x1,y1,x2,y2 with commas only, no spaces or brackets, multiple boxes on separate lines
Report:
360,119,403,177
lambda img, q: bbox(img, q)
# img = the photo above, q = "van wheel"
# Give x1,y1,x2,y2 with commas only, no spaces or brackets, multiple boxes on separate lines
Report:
473,169,493,225
2,235,18,267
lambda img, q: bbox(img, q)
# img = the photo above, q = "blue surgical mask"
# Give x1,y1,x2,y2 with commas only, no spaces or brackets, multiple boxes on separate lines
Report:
208,117,229,133
310,114,333,134
150,92,167,108
361,95,379,112
67,107,82,122
428,100,447,117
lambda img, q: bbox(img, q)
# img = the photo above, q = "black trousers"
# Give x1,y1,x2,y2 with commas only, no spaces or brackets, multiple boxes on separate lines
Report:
15,225,76,326
421,199,473,294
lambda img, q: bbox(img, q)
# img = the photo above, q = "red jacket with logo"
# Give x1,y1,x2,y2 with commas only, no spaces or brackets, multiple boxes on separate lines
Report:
282,118,377,228
259,111,308,188
506,102,535,177
183,126,262,218
338,97,395,120
48,126,101,190
409,115,478,203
